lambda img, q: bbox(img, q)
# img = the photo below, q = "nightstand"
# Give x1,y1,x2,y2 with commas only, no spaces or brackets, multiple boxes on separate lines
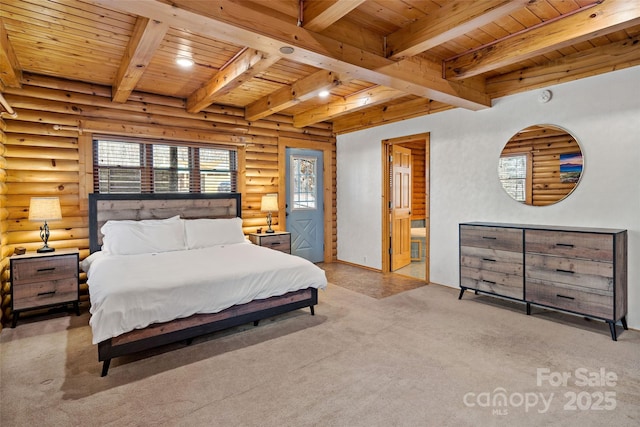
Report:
10,248,80,327
248,231,291,254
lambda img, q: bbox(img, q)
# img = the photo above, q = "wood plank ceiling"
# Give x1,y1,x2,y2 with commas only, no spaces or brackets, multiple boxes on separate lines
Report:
1,0,639,134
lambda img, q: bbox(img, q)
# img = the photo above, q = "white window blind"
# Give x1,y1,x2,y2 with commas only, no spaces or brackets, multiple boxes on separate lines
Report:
93,137,237,194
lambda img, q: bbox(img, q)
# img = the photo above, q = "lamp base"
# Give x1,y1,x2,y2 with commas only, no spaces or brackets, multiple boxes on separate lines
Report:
265,229,275,234
37,246,55,253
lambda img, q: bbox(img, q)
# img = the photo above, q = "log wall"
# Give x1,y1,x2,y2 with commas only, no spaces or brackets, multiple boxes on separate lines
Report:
0,73,336,327
404,140,426,221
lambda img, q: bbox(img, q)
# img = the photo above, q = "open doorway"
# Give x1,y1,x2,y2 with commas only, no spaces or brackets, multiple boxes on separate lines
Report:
381,133,430,282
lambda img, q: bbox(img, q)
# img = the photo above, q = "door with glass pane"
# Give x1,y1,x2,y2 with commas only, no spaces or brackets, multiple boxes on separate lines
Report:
286,148,324,262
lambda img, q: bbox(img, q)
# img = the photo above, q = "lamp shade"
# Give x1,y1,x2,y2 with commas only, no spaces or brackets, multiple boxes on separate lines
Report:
260,194,278,212
29,197,62,221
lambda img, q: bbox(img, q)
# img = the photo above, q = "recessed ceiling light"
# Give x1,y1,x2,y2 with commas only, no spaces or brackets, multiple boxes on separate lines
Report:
318,90,330,98
279,46,295,55
176,57,194,67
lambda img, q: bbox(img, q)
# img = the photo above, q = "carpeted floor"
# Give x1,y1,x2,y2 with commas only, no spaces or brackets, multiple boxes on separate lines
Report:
1,279,638,426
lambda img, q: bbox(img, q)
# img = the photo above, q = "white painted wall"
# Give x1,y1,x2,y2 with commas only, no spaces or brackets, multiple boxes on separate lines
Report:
337,66,640,329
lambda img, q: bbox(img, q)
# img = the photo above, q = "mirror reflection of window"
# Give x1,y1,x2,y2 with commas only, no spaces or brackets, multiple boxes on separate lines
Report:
499,125,582,206
498,154,530,203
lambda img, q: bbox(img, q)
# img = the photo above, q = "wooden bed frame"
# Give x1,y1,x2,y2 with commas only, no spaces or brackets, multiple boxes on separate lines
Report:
88,193,318,376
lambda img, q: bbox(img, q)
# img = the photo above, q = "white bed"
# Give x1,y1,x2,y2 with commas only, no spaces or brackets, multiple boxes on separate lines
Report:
85,242,327,344
87,193,327,376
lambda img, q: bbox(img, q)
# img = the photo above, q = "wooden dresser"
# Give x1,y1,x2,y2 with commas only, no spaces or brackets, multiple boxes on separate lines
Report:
459,223,627,340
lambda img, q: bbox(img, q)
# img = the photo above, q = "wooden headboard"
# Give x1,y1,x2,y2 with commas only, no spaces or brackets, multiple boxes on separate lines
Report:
88,193,242,253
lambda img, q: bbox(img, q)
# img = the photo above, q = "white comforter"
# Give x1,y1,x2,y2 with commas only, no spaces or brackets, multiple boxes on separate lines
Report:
85,243,327,344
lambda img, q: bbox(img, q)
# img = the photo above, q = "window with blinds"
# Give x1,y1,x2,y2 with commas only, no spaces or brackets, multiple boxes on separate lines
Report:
93,137,237,194
498,154,527,202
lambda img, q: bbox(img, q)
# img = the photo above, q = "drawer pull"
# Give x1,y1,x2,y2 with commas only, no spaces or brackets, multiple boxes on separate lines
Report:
556,269,574,274
36,267,56,273
555,243,574,248
269,242,281,245
556,294,575,300
482,280,496,285
482,258,496,262
482,236,497,240
37,290,57,297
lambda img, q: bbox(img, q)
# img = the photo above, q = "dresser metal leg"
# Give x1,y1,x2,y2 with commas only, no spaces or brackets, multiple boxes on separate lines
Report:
621,316,628,330
458,288,466,300
608,321,617,341
310,305,315,316
526,303,531,315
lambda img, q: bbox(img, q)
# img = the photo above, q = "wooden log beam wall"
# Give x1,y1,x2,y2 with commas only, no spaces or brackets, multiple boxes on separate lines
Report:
403,140,426,221
0,116,7,331
0,73,336,327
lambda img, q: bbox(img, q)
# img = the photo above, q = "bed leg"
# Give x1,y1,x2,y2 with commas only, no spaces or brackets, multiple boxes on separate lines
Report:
310,305,315,316
101,359,111,377
253,320,260,326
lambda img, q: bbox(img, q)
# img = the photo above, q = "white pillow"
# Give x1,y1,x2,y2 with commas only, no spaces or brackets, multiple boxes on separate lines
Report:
101,215,186,255
184,217,245,249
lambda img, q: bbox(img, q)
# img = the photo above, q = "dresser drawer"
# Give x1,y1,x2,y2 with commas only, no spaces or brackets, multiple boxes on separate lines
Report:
12,278,78,311
525,230,613,262
460,225,522,252
525,253,613,292
460,247,523,300
12,254,78,283
461,246,523,274
526,280,613,319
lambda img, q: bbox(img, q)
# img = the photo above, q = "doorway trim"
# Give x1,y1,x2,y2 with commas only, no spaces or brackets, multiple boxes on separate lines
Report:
278,136,333,263
381,133,430,281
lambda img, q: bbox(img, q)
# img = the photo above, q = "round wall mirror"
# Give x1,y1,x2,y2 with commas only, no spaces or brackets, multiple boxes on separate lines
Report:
498,124,583,206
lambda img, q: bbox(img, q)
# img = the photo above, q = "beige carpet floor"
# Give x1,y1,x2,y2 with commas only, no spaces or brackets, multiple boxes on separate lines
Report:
1,283,639,426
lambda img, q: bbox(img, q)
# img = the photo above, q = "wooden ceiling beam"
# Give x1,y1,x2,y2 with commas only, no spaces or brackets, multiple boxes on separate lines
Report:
386,0,527,59
293,85,407,128
302,0,366,32
245,70,341,121
445,0,640,80
112,16,169,103
333,97,452,134
486,34,640,98
91,0,490,111
0,18,22,88
186,48,280,114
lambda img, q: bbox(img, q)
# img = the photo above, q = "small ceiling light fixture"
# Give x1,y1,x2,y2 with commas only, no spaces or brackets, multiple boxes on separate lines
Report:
318,90,330,98
279,46,295,55
176,57,194,67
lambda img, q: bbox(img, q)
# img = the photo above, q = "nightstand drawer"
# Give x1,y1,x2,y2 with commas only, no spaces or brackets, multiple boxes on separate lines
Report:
12,278,78,310
261,235,290,252
249,232,291,254
12,255,78,283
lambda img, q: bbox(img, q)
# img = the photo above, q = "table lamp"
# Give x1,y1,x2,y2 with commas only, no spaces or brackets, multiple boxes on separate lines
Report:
29,197,62,253
260,194,278,234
